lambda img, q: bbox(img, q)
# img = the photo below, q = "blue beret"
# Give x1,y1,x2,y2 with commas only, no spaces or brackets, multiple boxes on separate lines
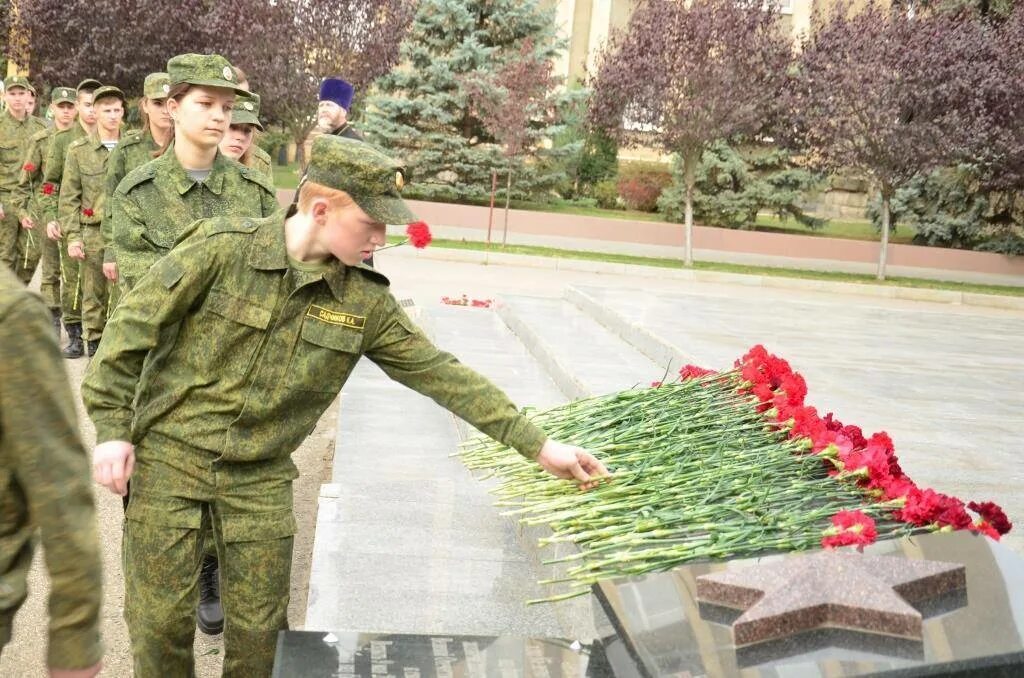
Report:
319,78,354,110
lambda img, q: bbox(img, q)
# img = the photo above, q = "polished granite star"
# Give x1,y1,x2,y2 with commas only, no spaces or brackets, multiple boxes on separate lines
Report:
696,550,966,646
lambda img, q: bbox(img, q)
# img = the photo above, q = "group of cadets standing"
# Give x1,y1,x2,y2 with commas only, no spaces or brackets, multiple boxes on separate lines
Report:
0,59,276,359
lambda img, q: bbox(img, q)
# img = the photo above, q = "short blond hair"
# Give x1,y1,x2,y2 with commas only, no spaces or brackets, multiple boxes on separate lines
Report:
296,180,356,213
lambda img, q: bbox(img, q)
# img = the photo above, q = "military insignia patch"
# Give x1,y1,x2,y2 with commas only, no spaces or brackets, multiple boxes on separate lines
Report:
245,102,254,111
395,171,404,190
163,84,170,94
223,66,234,81
307,305,366,329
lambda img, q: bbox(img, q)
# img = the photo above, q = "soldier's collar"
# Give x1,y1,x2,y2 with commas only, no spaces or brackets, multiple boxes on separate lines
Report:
323,262,348,301
167,150,228,195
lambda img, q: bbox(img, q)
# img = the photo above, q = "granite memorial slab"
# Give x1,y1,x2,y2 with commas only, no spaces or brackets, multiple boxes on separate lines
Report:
594,531,1024,677
272,630,644,678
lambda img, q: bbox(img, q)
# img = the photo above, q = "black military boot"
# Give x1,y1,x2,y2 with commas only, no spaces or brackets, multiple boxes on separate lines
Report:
197,554,224,635
62,322,84,359
51,308,62,339
86,338,101,357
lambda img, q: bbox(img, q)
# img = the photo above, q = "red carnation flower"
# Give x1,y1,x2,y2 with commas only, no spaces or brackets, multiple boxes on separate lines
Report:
967,501,1012,535
679,364,715,381
970,521,1000,540
22,162,36,172
42,183,55,195
82,208,94,217
822,510,877,549
406,221,432,248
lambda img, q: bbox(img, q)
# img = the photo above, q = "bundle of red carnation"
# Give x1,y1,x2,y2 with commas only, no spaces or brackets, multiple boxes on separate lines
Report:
678,345,1012,548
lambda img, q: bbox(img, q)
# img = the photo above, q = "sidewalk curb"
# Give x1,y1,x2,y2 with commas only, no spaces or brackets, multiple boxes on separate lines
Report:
387,246,1024,312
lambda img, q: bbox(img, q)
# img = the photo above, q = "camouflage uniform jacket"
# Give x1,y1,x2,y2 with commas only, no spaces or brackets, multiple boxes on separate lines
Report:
0,111,46,209
59,132,114,243
39,124,88,226
102,129,160,262
11,126,57,222
250,145,275,189
109,148,277,281
82,211,547,462
0,267,103,669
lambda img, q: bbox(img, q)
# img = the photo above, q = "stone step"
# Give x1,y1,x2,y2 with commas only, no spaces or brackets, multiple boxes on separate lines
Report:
496,294,667,399
305,303,570,638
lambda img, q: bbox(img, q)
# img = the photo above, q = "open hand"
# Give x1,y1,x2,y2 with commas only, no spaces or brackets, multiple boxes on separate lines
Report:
536,439,611,491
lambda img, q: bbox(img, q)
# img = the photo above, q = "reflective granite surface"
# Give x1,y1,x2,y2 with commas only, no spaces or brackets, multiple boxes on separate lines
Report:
272,630,643,678
594,531,1024,677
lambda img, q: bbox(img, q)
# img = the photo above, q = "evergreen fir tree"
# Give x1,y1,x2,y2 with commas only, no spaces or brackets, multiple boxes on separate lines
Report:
364,0,577,201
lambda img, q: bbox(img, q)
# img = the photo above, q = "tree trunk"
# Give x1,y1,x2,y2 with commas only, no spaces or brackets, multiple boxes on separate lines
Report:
501,169,513,249
877,190,891,281
683,148,699,267
486,170,497,249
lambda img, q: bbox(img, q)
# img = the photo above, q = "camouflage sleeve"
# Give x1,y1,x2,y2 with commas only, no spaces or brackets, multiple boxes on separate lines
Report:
57,148,83,243
82,230,221,443
102,147,127,264
39,136,66,226
365,293,547,459
0,294,103,670
12,140,42,221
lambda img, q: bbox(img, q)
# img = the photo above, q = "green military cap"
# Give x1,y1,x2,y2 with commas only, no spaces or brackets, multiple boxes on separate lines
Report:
167,53,246,94
305,135,418,225
51,86,77,105
143,72,171,99
92,85,126,106
4,75,35,94
77,78,102,93
231,91,264,131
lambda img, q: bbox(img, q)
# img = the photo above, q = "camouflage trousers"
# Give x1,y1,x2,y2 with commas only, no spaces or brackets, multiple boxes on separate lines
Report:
0,208,20,278
79,225,109,341
13,222,61,307
60,235,82,325
123,435,297,678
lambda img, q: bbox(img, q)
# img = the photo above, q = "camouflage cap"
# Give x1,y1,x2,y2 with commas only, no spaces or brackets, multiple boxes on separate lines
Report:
305,136,418,225
231,91,264,131
167,53,246,95
4,75,35,94
77,78,102,93
51,86,77,105
92,85,126,106
143,72,171,100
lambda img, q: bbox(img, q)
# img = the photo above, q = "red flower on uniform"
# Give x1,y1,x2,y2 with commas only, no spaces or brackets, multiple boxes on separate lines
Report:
82,208,94,217
968,501,1012,535
822,510,877,549
22,162,36,172
406,221,432,248
42,183,55,195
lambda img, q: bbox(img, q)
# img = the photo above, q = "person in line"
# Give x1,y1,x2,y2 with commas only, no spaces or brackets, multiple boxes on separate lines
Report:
0,265,104,678
108,53,278,637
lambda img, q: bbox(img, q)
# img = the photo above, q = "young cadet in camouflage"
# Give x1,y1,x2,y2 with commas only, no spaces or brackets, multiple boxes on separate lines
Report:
83,135,609,678
109,54,276,291
43,79,100,358
219,91,274,186
9,87,79,328
0,266,103,677
232,67,275,179
61,86,126,356
0,75,46,277
102,72,172,285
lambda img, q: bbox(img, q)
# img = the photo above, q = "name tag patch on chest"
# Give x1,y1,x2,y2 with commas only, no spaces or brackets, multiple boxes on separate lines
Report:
307,304,366,330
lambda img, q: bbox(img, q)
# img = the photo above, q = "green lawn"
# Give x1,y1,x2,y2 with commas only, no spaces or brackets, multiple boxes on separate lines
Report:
387,235,1023,298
